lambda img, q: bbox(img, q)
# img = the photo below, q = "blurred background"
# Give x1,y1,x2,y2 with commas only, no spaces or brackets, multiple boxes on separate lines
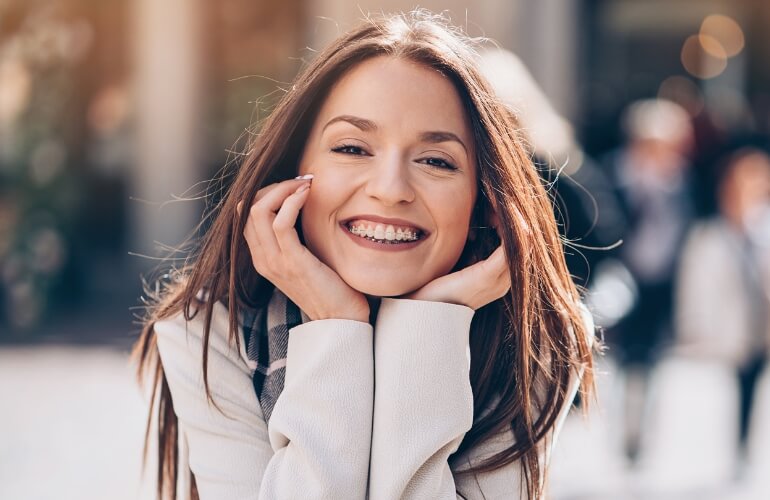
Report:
1,0,769,499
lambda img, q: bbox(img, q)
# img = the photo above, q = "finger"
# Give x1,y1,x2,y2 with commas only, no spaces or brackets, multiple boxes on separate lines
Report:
492,246,512,297
254,183,280,203
243,221,266,265
482,245,508,277
254,176,314,206
242,211,271,275
249,180,312,257
247,199,281,259
273,183,311,256
242,206,263,250
498,264,512,295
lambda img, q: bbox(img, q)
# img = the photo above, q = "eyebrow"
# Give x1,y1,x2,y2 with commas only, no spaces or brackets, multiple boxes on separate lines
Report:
322,114,469,153
322,115,377,133
419,131,468,154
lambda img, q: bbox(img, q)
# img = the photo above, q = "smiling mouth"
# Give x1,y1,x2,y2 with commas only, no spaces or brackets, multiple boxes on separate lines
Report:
343,221,425,244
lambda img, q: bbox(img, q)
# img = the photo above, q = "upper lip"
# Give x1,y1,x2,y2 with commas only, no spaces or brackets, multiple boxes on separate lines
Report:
341,214,430,235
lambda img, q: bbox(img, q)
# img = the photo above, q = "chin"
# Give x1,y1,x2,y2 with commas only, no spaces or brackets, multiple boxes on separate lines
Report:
341,273,425,298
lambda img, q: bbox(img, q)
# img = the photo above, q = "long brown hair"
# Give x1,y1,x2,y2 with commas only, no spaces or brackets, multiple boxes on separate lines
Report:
132,9,595,500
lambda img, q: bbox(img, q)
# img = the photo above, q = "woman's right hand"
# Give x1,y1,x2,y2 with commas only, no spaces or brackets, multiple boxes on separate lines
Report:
236,176,371,323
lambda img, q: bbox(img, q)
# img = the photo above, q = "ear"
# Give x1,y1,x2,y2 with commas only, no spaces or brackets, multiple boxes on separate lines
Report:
489,210,500,230
484,191,500,230
487,208,504,243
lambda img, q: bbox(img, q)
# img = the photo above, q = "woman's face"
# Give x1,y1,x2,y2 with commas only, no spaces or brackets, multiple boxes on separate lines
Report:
297,56,478,296
721,151,770,219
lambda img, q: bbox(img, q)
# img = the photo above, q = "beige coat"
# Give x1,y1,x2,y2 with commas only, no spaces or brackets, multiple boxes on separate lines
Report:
676,219,770,367
155,297,592,499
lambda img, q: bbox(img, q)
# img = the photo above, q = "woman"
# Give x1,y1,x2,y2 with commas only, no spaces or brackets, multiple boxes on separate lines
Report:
676,142,770,474
133,11,595,500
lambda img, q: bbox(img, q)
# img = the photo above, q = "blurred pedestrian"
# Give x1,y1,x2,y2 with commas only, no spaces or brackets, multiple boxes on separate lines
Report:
676,139,770,475
603,99,695,462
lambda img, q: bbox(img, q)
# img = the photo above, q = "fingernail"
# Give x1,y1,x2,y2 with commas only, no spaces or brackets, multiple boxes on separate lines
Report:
295,183,310,193
294,174,314,180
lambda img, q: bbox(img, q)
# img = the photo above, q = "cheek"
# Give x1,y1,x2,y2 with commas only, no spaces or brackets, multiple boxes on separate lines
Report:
299,194,325,252
442,210,470,243
432,187,476,263
298,175,345,251
445,183,476,233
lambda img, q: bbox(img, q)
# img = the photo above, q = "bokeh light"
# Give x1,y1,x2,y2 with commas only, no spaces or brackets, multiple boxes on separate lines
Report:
700,14,745,58
681,34,727,79
0,59,32,126
658,75,705,116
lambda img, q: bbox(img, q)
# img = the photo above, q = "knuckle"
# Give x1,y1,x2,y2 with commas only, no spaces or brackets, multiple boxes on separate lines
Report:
254,258,276,277
251,257,265,274
271,218,285,233
243,225,258,243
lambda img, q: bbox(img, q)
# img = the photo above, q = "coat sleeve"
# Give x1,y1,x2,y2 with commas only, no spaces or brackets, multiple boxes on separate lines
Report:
674,223,745,363
154,301,374,500
368,298,592,500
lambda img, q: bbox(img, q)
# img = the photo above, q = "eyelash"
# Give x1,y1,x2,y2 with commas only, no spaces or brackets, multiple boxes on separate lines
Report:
331,144,458,171
332,145,368,156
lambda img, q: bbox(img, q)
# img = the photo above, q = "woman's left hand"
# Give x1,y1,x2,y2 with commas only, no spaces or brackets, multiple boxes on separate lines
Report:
401,244,511,310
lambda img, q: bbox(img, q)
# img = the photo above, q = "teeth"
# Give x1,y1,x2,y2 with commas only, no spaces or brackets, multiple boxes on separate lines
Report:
346,221,421,243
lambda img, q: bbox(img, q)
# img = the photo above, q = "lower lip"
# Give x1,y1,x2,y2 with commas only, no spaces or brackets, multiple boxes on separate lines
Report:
339,223,427,252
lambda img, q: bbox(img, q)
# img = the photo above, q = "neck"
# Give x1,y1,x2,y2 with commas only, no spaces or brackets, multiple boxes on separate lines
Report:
720,199,748,234
366,295,382,325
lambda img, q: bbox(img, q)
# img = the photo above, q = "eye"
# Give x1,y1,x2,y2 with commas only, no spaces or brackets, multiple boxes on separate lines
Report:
419,157,458,171
331,144,369,156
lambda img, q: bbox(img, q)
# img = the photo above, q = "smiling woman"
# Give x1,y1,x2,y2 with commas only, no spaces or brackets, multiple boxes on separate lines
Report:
132,9,596,500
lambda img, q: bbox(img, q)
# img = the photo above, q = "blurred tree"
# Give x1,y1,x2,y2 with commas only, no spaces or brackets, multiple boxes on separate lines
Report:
0,1,117,332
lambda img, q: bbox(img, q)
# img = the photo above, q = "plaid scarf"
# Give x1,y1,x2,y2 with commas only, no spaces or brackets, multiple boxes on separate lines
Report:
241,288,310,424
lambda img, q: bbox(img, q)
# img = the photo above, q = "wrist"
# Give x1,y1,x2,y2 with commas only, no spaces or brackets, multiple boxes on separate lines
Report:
313,308,370,323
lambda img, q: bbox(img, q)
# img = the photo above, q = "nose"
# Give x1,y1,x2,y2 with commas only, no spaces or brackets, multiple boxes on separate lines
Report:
363,151,416,206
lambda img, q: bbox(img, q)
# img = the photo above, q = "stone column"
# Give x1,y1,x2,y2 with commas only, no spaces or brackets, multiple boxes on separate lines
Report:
513,0,579,122
130,0,204,266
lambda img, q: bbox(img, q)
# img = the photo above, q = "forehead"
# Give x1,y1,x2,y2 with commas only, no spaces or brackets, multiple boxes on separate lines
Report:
316,56,473,141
